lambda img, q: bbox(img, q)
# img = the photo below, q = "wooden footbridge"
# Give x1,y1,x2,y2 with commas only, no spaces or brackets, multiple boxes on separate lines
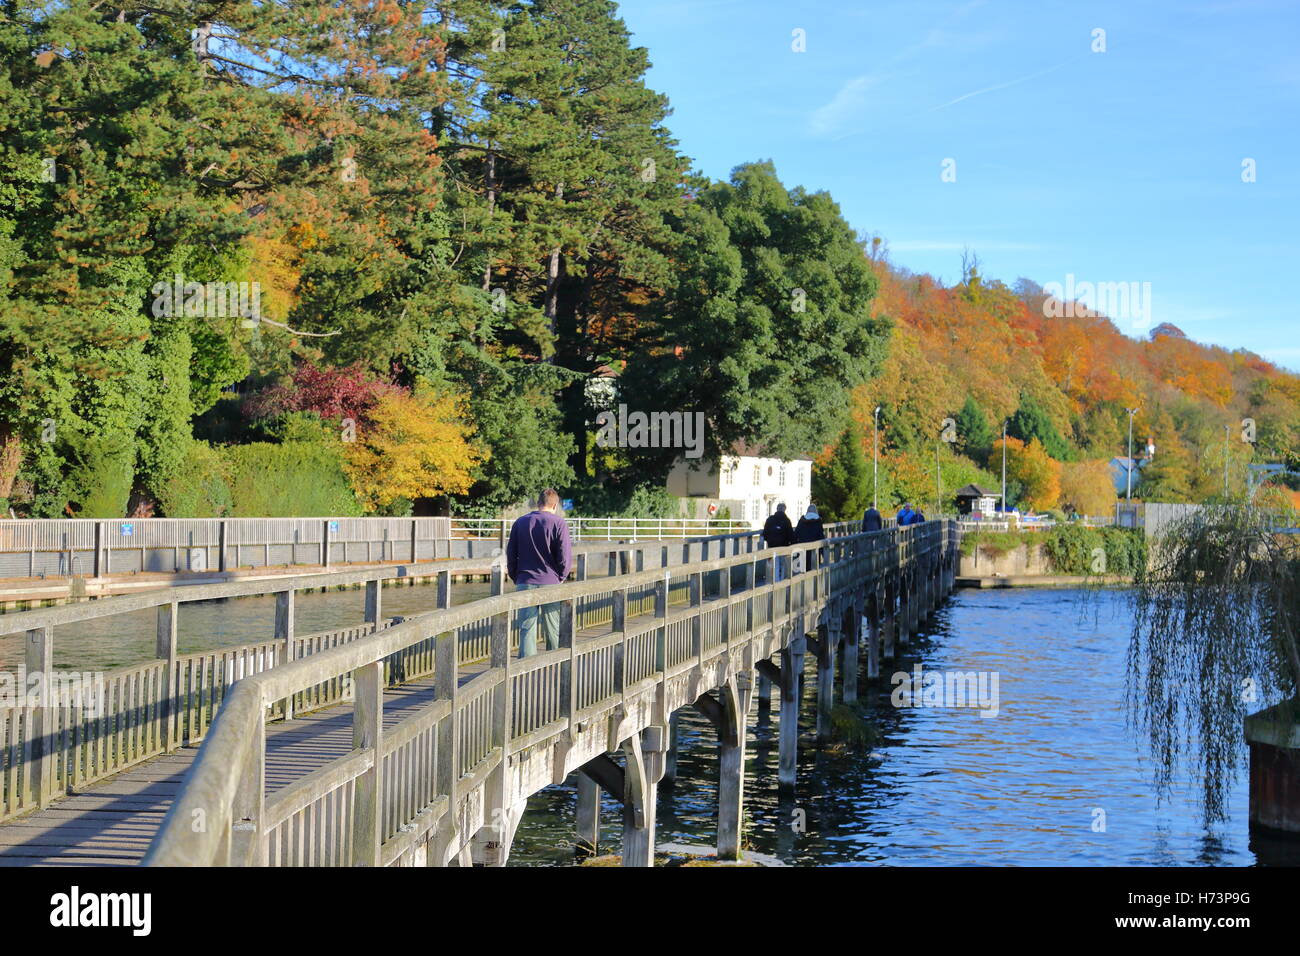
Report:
0,521,958,867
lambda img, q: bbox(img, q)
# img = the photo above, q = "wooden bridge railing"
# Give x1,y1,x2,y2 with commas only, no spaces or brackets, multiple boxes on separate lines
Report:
143,521,956,867
0,540,696,823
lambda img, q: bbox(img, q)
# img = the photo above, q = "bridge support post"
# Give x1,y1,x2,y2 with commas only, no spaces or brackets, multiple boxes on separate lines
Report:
662,712,679,787
621,733,657,867
896,574,911,649
842,605,859,705
865,588,881,679
575,771,601,858
756,670,772,721
882,580,897,661
694,677,749,859
815,624,836,743
778,634,805,788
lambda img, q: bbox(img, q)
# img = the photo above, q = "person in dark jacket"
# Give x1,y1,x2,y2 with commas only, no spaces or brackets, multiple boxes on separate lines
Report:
861,506,882,532
762,503,794,547
910,508,926,524
762,503,795,582
794,505,825,573
506,488,573,657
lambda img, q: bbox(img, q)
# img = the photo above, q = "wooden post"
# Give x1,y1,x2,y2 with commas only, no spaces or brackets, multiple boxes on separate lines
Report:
26,626,55,806
434,632,459,800
436,569,451,610
778,636,804,789
352,660,383,866
218,519,228,572
842,608,859,705
275,590,296,719
866,589,881,679
157,603,179,751
620,733,656,867
662,712,679,787
321,519,331,569
816,624,836,743
575,772,600,858
716,681,745,860
689,571,703,669
364,579,382,631
229,716,266,866
756,670,772,719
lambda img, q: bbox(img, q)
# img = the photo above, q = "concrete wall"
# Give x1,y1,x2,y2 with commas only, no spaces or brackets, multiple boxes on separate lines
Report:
959,542,1053,577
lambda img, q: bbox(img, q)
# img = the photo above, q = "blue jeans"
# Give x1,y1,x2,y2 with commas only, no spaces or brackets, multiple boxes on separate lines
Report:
517,583,561,658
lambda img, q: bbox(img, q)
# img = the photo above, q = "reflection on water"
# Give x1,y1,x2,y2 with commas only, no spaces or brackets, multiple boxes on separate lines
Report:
508,589,1258,866
0,581,490,672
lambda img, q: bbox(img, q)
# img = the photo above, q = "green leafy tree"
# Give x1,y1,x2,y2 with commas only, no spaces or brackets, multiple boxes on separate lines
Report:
955,395,994,461
812,428,871,521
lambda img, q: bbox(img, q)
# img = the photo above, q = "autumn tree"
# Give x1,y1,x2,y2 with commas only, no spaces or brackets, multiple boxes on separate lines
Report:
343,386,486,512
992,436,1060,511
1059,459,1118,516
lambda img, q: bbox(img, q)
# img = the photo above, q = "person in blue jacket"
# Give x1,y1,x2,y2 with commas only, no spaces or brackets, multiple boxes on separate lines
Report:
896,503,914,526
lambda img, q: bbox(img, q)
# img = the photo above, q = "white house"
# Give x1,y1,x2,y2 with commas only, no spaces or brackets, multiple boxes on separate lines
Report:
666,443,813,528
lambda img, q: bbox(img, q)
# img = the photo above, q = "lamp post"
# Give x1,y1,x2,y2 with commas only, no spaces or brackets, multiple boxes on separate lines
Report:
1001,421,1007,514
935,438,941,517
873,405,881,509
1124,407,1139,500
1223,424,1231,498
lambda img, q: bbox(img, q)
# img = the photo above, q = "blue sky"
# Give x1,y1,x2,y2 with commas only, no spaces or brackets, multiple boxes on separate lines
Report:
615,0,1299,371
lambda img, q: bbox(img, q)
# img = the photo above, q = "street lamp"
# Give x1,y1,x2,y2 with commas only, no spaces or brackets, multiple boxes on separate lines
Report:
873,405,881,509
1223,423,1231,498
1124,407,1139,500
1001,421,1007,514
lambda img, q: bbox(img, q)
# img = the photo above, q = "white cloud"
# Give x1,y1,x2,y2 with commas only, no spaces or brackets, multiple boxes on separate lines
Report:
808,74,881,139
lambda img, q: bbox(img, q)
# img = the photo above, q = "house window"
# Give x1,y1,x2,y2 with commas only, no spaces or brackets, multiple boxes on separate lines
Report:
752,465,760,485
797,468,804,488
722,463,731,486
751,499,760,521
779,465,786,487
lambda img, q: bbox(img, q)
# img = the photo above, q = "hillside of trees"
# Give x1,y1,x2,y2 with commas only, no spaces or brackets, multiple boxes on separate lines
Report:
2,1,1296,521
838,248,1300,519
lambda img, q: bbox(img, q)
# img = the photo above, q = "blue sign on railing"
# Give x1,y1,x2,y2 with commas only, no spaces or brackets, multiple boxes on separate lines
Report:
561,499,573,512
120,523,134,536
328,520,339,533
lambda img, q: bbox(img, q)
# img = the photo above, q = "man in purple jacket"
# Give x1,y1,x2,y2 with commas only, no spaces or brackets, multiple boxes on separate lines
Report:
506,488,573,657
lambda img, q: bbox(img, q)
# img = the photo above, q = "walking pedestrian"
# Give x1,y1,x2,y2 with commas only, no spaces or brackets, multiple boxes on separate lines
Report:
861,505,882,532
506,488,573,657
794,504,825,572
762,503,795,581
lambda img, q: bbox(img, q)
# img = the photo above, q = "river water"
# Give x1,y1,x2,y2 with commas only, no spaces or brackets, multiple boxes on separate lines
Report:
508,588,1261,866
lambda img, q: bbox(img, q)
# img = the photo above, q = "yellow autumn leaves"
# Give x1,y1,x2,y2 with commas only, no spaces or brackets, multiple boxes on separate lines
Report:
341,385,486,510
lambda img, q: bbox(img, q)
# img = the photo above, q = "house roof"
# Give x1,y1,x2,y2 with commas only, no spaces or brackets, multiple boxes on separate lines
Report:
954,483,998,497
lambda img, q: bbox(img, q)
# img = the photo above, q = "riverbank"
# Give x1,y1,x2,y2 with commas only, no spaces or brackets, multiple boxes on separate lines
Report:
957,574,1134,588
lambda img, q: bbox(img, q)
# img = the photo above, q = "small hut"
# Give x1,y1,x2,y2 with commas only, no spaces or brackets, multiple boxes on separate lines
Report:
954,483,1000,517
